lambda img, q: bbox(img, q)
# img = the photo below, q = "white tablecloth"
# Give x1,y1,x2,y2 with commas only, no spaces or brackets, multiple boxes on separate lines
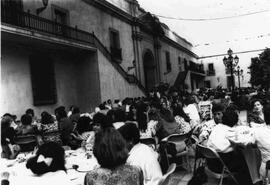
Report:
1,149,99,185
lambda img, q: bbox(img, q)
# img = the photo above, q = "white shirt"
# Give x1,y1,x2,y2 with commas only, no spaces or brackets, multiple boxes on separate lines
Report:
183,104,200,124
207,124,234,153
127,143,163,185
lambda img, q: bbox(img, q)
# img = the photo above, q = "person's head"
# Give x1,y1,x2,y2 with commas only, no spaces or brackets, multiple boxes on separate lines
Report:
222,108,238,127
114,109,126,122
76,116,91,134
21,114,32,126
54,106,67,121
92,112,111,132
3,113,17,121
118,123,140,150
159,108,175,122
26,109,34,117
26,142,65,175
93,127,128,169
1,116,13,131
41,111,54,125
72,106,80,114
251,99,264,113
212,103,225,124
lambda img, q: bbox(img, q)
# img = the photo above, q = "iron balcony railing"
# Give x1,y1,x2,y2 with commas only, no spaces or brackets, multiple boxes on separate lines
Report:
188,61,205,74
1,7,94,45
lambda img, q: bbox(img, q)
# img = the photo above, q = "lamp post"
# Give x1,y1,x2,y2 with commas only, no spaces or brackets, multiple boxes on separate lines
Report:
234,66,243,89
223,48,239,91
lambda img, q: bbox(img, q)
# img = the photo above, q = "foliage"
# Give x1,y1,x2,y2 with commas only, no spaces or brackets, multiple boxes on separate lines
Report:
249,48,270,90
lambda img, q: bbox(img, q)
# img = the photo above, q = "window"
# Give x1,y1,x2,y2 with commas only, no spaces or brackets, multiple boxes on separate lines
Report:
52,5,69,36
208,63,214,71
178,57,182,71
184,58,188,70
30,54,57,105
109,28,122,61
165,51,171,72
110,29,120,49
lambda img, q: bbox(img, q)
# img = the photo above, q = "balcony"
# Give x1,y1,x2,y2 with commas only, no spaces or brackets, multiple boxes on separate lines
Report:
110,47,122,61
1,7,94,45
207,70,216,76
188,61,205,74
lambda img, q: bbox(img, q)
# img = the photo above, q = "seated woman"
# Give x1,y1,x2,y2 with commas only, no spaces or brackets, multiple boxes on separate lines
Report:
231,104,270,179
155,108,181,141
1,116,20,159
84,127,143,185
16,114,35,135
172,103,191,134
247,99,266,127
39,111,62,145
207,108,253,185
71,116,94,149
26,142,72,185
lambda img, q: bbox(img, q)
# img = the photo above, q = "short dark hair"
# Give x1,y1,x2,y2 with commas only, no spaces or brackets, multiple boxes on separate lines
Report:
26,142,65,175
118,123,140,145
212,103,225,113
26,109,34,117
21,114,32,125
77,116,91,134
92,112,112,129
93,127,128,169
250,99,264,110
41,111,54,125
222,109,238,127
54,106,67,120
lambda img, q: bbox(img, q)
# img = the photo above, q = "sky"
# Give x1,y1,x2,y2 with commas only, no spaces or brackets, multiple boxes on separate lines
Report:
137,0,270,57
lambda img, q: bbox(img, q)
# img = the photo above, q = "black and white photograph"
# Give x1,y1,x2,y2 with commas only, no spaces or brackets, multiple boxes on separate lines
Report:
1,0,270,184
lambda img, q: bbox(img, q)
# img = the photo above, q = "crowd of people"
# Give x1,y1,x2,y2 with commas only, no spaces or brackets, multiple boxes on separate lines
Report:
1,86,270,185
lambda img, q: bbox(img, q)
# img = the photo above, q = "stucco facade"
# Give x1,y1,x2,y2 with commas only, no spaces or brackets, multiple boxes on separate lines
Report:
1,0,201,117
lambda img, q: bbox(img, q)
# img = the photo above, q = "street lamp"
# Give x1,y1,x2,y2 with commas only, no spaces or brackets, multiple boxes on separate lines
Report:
223,48,239,91
234,66,243,89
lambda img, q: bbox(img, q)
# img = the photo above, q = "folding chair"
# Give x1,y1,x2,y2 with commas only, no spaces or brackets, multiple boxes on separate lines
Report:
264,160,270,185
14,134,37,152
140,137,157,150
196,144,239,185
158,163,176,185
162,133,191,172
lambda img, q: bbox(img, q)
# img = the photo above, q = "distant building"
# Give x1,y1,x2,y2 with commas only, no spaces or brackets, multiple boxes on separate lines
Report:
201,54,252,89
1,0,203,116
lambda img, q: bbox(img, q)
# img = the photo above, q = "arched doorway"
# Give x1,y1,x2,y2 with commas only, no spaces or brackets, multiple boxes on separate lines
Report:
143,50,156,91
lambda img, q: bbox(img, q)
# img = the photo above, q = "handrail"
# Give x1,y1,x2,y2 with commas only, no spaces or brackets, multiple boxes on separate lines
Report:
1,7,94,45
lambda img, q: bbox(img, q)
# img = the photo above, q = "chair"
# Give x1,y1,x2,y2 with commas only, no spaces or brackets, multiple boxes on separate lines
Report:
140,137,157,150
162,133,191,172
158,163,176,185
14,134,37,152
264,160,270,184
196,144,238,185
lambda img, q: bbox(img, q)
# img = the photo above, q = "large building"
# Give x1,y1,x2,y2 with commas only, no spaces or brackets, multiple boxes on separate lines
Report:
1,0,204,117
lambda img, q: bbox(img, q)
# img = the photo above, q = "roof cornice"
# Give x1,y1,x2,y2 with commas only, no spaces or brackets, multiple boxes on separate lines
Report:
82,0,133,24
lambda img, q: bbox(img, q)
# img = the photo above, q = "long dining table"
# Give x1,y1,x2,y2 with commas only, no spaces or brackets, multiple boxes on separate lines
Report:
1,149,99,185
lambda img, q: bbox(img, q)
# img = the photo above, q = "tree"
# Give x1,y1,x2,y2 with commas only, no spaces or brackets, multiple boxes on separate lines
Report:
249,48,270,90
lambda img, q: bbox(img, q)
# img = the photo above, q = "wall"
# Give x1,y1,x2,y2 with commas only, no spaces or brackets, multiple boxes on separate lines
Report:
97,50,144,101
202,53,253,88
22,0,135,72
159,40,197,87
1,44,98,118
